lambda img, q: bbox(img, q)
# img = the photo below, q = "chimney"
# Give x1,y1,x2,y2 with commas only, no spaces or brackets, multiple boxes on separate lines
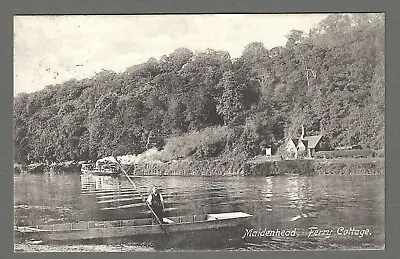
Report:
300,125,305,140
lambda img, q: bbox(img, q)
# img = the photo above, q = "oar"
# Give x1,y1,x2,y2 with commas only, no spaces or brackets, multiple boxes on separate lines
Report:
112,156,169,235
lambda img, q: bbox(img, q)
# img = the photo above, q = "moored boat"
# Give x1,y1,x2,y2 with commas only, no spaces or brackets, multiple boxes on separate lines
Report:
15,212,252,241
81,162,120,176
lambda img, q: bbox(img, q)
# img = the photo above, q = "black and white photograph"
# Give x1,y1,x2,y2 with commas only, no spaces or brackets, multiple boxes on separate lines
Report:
13,13,385,252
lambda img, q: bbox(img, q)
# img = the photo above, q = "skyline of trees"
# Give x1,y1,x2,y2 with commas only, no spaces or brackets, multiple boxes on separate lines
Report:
13,14,385,163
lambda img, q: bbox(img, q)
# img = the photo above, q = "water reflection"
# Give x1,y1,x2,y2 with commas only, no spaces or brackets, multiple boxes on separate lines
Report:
14,174,384,250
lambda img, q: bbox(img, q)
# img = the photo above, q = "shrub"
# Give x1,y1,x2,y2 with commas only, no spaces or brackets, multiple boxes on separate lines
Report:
162,126,234,160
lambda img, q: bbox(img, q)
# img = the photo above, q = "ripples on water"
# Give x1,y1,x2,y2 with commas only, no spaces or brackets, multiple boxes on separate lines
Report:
14,173,384,250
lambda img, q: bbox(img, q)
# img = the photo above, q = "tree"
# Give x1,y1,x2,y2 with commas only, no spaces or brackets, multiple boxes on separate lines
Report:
216,71,246,125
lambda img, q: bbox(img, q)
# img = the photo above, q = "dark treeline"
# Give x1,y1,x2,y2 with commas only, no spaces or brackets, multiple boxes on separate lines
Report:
14,14,384,164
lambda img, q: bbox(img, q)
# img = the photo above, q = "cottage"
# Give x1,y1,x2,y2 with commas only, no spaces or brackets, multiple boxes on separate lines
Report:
285,126,328,159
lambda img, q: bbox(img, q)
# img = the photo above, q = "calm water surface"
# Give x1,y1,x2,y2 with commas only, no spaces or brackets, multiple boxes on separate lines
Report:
14,173,384,250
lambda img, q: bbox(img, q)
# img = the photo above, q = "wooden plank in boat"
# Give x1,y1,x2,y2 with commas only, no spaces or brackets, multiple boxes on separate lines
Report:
207,212,252,220
98,197,261,212
95,192,172,199
98,200,181,210
82,186,172,193
96,193,173,202
100,203,178,211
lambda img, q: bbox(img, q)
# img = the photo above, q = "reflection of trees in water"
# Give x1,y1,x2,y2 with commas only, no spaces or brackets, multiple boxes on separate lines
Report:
81,175,122,191
15,174,384,249
17,174,80,207
15,174,87,225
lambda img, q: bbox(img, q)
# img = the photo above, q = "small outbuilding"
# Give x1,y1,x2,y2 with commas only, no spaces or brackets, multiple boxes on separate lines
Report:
265,147,272,157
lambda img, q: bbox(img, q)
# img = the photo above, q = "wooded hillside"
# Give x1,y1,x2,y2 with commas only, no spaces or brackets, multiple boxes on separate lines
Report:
13,14,384,164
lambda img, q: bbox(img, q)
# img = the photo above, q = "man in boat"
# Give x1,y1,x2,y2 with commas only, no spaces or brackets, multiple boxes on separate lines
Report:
146,186,166,223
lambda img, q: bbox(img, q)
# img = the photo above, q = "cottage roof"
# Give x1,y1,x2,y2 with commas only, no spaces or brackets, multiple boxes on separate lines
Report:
299,139,308,149
303,135,323,149
293,138,302,147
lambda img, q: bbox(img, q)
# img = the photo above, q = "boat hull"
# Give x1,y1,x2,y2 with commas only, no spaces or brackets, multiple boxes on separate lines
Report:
16,212,252,241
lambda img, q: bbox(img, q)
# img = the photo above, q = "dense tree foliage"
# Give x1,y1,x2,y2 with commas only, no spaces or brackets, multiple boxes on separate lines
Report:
13,14,384,163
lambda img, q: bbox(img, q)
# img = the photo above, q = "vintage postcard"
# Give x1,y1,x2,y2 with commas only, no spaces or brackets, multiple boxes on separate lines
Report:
13,14,384,252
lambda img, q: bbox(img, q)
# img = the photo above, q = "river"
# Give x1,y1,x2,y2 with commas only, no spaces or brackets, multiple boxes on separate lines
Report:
14,173,384,251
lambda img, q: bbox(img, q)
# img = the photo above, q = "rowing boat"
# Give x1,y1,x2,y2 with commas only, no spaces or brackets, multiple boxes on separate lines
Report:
15,212,252,241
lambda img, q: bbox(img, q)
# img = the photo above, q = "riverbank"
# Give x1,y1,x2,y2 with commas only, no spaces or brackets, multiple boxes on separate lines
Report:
245,158,384,176
131,157,384,176
14,157,384,176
